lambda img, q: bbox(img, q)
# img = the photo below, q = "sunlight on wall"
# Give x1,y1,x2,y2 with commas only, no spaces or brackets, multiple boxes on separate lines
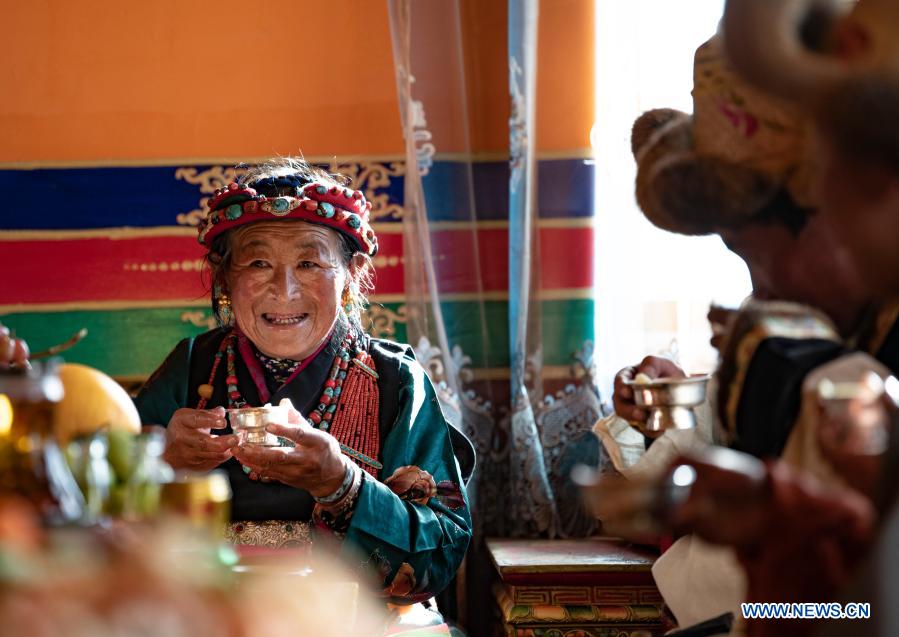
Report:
592,0,752,396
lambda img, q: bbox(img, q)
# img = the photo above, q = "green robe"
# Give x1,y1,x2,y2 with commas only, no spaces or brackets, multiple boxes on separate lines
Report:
134,323,472,603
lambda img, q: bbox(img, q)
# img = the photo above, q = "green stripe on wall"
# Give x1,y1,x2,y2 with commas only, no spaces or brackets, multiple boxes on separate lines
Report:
1,298,594,379
0,307,215,378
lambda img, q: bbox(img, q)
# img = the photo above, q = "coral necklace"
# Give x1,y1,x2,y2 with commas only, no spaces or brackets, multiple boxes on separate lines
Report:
196,329,382,475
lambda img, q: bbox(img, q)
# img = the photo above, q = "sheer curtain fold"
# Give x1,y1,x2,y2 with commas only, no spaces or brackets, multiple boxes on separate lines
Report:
387,0,599,541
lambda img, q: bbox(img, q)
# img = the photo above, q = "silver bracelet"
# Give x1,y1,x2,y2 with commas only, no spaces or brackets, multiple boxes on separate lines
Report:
315,460,356,505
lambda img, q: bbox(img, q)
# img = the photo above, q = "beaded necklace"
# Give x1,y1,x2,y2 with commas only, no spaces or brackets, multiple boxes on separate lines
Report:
196,329,382,475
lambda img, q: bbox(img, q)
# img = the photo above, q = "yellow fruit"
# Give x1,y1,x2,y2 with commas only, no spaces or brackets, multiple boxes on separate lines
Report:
53,364,141,444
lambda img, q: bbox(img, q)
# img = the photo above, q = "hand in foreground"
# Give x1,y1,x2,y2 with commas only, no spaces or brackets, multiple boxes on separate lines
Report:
231,399,347,498
613,355,686,424
669,447,873,555
162,407,238,471
0,325,29,369
670,450,873,633
667,447,771,547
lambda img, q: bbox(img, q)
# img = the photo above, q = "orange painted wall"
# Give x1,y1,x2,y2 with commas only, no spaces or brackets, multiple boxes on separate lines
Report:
1,0,592,162
0,0,404,163
461,0,594,155
537,0,594,154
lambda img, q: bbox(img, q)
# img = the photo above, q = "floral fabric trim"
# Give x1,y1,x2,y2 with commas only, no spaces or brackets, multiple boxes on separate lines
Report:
226,520,313,548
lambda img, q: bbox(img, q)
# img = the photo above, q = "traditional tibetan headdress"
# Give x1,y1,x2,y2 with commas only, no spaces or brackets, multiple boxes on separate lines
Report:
632,36,812,235
197,173,378,256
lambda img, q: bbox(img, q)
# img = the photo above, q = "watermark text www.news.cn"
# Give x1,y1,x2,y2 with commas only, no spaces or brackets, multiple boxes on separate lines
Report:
741,602,871,620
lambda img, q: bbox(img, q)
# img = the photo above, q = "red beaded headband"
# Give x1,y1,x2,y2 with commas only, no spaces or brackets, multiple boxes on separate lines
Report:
197,181,378,256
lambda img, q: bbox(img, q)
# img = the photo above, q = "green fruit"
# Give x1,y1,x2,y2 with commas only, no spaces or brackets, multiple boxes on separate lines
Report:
107,429,136,482
106,484,126,517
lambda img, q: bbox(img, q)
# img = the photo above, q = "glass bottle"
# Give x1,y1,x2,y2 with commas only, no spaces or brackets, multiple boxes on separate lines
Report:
0,361,84,525
123,429,173,520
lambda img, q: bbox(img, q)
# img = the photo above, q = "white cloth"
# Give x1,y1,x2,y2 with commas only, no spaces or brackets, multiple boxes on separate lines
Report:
652,536,746,635
593,377,718,480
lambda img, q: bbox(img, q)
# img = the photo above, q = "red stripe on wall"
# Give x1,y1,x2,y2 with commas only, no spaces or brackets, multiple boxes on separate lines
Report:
1,226,592,305
428,227,593,293
1,234,403,304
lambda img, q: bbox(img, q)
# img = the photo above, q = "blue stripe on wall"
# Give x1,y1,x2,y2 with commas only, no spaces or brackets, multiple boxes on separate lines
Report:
0,165,203,229
0,158,593,229
425,158,594,221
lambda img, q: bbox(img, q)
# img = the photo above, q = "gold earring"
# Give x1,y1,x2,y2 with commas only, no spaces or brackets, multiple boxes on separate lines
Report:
215,284,233,325
342,286,353,315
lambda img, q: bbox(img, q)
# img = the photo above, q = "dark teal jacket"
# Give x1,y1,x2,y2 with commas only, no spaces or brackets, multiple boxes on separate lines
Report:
134,324,472,603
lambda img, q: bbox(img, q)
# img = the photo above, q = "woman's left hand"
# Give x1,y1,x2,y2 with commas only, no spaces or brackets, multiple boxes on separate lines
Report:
231,400,347,498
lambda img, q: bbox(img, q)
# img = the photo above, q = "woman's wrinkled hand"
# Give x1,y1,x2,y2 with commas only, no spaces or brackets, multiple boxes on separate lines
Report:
0,325,29,369
612,355,686,424
231,399,347,498
162,407,238,471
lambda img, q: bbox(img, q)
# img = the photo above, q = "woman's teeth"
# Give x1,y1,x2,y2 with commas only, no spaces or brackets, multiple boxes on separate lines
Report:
263,313,306,326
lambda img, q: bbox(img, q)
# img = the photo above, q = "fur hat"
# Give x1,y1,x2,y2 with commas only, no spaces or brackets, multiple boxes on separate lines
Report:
632,36,812,235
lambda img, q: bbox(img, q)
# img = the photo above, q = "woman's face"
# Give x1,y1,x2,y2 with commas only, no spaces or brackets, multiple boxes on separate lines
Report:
226,221,349,360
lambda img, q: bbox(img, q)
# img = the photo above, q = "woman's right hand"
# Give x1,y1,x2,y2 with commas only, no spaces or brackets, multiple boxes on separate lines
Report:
0,325,29,369
162,407,239,471
612,355,686,423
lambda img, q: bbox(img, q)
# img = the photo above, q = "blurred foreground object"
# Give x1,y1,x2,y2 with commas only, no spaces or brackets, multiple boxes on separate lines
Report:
29,328,88,361
54,363,141,444
575,458,704,541
0,361,84,525
816,370,895,457
0,325,29,369
0,501,386,636
580,447,876,637
160,470,231,538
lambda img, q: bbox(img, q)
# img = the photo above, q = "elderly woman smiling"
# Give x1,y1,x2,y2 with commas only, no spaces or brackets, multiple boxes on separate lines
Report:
134,158,471,603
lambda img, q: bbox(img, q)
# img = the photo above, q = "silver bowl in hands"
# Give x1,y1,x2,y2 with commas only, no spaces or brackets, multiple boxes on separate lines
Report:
227,404,288,447
626,374,711,434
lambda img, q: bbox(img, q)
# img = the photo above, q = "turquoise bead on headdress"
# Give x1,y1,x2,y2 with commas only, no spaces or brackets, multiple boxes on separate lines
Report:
317,201,336,218
225,204,243,220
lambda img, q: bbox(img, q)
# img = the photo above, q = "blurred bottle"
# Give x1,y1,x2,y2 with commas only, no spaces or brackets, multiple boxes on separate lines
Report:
123,429,173,521
160,470,231,539
67,431,113,522
0,360,84,525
